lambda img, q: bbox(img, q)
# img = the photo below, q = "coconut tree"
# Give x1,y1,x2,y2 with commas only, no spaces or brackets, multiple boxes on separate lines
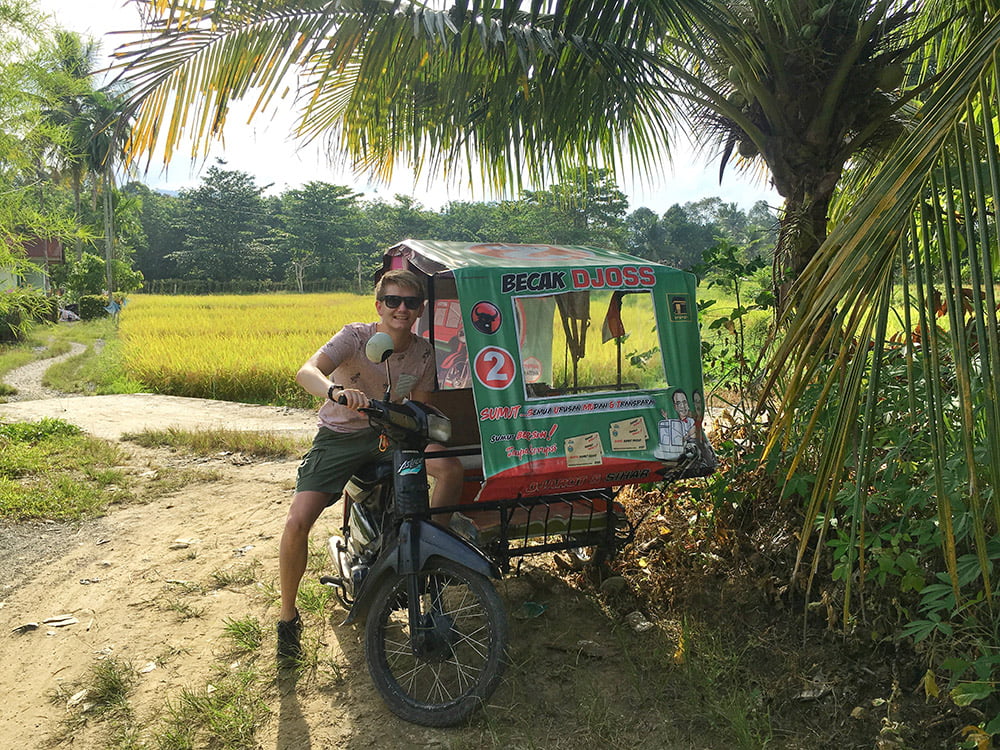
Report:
763,15,1000,618
77,85,135,301
665,0,939,307
38,30,103,260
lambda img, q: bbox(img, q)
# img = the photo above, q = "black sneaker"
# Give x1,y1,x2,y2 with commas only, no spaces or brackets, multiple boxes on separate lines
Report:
276,611,302,665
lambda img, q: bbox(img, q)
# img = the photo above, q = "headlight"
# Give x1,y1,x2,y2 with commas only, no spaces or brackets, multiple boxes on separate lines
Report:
426,413,452,443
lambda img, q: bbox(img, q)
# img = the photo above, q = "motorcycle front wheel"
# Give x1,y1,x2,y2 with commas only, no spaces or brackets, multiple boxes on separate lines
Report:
364,558,508,727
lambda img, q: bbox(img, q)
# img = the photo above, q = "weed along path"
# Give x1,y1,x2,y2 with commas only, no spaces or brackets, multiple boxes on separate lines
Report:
0,360,706,749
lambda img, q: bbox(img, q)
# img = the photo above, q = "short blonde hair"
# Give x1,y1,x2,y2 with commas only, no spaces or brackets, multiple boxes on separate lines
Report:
375,269,426,300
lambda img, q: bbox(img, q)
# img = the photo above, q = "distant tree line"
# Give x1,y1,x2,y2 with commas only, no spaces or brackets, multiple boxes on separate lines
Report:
127,163,778,293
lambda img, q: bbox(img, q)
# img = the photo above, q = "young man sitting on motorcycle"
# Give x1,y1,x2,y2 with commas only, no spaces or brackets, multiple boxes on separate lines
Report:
276,269,465,664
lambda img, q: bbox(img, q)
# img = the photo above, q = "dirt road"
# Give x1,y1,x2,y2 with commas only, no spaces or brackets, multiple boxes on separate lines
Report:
0,393,318,442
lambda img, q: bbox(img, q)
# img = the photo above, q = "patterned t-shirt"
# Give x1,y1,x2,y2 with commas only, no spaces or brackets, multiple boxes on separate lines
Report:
315,322,435,433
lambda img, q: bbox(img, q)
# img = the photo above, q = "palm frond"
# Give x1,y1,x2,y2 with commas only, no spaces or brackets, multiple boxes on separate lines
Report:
114,0,700,190
765,12,1000,612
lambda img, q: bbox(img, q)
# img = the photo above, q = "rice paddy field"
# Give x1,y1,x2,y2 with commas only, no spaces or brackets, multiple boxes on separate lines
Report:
119,291,709,406
119,293,375,408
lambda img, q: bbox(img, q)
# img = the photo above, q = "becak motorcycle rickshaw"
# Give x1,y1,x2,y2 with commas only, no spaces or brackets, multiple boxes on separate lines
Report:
324,240,718,726
385,239,718,569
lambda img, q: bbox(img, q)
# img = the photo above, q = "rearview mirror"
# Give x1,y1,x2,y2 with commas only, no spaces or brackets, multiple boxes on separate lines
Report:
366,332,394,363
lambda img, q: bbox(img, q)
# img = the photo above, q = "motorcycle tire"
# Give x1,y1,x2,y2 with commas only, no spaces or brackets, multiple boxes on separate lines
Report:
364,558,509,727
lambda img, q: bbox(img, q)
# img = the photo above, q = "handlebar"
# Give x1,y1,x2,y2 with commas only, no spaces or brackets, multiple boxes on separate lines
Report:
337,393,428,438
337,392,447,443
363,399,421,434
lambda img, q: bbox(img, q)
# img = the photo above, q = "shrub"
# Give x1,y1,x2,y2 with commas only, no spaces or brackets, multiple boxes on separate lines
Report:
78,295,108,320
0,287,51,342
64,252,107,296
61,252,144,299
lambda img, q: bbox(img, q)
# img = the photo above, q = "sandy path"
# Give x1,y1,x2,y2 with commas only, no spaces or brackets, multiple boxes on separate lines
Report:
0,393,318,441
2,343,87,402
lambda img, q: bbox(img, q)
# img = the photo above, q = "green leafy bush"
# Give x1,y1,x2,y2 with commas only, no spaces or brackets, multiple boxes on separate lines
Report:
77,295,108,320
0,287,52,342
782,339,1000,729
60,252,144,299
64,252,107,296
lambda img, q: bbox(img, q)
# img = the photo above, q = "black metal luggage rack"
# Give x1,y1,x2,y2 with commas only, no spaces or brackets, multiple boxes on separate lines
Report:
433,488,636,574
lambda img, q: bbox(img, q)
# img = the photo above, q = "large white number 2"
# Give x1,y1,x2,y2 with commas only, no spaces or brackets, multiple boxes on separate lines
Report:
483,351,507,381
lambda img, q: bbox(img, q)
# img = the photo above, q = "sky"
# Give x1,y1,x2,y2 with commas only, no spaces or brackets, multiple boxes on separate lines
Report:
34,0,782,214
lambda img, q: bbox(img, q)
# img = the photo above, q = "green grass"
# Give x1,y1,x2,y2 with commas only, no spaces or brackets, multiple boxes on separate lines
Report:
210,560,262,590
40,317,146,394
53,656,139,747
158,597,206,621
0,322,77,377
82,657,138,718
154,667,270,750
122,426,310,459
44,334,146,395
0,418,132,521
54,624,271,750
668,620,773,748
141,466,225,499
222,616,265,653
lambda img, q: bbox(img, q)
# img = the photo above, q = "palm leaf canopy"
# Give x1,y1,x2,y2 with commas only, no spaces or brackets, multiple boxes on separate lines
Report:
114,0,711,189
113,0,1000,621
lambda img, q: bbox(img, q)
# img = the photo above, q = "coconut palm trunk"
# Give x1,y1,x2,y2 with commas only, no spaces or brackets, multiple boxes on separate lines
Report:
773,180,839,313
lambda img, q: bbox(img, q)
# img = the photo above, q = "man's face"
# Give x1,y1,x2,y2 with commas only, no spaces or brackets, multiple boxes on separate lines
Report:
376,282,424,334
673,391,690,419
693,391,703,416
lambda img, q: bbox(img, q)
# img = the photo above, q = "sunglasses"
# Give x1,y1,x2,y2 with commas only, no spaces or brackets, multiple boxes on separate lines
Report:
380,294,423,310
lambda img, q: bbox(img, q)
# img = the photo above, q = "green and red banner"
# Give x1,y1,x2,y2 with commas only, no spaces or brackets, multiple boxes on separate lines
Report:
389,240,715,502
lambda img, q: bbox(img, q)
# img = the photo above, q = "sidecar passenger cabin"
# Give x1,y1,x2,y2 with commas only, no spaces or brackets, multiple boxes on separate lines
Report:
380,241,716,564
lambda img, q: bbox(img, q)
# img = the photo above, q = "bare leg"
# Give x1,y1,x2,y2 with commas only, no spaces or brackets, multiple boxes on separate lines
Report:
426,446,464,511
426,448,466,532
279,490,332,622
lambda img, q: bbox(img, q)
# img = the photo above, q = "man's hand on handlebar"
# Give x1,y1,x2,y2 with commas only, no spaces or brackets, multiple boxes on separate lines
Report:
336,387,370,412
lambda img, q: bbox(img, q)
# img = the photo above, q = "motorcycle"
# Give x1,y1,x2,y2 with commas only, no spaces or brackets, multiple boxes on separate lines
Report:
322,238,718,726
321,331,509,727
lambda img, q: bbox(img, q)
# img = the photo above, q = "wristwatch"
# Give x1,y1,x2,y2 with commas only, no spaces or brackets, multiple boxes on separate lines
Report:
327,384,340,401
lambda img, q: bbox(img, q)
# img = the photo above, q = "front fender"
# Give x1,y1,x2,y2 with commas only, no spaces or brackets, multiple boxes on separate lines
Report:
343,519,499,625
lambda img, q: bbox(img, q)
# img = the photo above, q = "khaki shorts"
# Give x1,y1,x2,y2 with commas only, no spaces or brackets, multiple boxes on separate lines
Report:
295,428,384,500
